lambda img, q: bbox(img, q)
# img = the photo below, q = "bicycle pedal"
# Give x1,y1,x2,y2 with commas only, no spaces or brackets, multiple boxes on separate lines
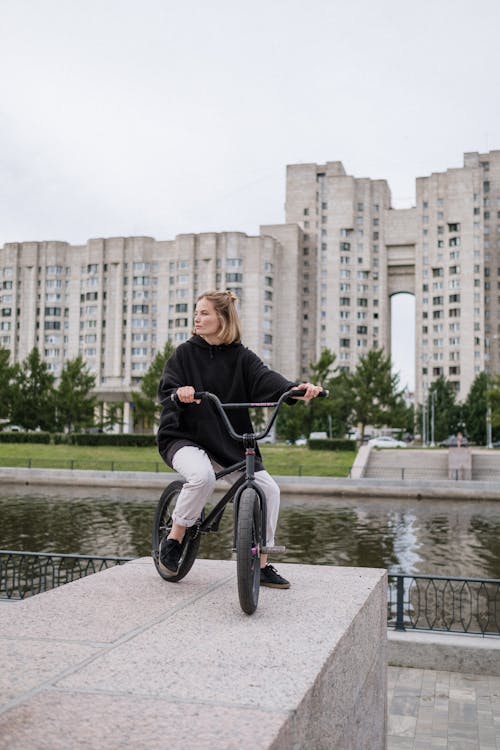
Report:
261,546,286,554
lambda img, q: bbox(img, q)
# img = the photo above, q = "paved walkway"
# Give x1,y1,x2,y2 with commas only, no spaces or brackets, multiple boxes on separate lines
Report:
388,666,500,749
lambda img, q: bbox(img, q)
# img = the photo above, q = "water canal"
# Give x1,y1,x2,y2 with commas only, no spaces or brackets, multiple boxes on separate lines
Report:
1,485,500,578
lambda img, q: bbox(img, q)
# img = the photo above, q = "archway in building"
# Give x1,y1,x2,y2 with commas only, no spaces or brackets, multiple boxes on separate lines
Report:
390,292,415,392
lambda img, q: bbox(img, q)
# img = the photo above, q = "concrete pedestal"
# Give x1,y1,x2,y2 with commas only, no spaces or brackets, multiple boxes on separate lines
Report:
0,559,387,750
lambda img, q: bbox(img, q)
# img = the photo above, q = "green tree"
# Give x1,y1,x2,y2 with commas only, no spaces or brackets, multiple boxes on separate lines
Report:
55,356,96,432
10,348,56,431
304,348,339,437
132,340,176,429
426,376,460,443
276,348,352,442
98,401,125,433
463,372,488,445
346,349,403,441
322,370,355,437
385,393,414,437
309,348,337,384
489,373,500,436
0,346,19,424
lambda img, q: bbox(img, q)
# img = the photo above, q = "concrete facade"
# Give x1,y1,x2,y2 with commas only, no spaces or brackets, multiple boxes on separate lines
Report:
0,230,300,427
285,150,500,401
0,558,387,750
1,149,500,419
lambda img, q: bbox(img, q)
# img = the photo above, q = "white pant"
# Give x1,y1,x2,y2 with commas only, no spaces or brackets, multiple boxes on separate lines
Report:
171,445,280,546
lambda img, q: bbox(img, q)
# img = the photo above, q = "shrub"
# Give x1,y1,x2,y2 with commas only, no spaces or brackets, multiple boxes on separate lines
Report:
67,433,157,447
308,438,355,451
0,431,51,444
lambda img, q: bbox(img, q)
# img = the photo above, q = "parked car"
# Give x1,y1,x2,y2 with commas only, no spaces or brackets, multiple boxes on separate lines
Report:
438,435,469,447
492,440,500,448
367,436,407,448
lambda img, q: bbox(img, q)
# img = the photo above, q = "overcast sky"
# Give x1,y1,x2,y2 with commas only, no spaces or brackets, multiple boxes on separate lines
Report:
2,0,499,389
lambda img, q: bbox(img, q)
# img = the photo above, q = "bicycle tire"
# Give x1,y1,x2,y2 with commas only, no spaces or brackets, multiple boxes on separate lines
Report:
236,487,262,615
152,480,202,582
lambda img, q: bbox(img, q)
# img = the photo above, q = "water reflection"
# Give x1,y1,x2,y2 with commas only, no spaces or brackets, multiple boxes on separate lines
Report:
1,485,500,578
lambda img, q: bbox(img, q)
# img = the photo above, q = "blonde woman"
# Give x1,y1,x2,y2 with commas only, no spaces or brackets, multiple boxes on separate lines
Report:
157,290,322,588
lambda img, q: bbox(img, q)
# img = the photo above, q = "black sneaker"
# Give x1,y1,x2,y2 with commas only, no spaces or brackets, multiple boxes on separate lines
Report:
159,538,182,576
260,564,290,589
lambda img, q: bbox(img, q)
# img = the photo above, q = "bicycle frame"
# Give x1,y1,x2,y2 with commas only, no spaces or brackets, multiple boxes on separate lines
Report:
172,388,321,553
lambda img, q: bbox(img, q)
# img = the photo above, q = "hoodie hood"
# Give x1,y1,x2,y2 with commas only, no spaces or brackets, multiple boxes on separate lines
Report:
188,335,241,357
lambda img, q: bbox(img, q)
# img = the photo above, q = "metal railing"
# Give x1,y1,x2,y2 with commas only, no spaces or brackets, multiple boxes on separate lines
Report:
0,457,171,472
2,551,500,638
388,573,500,636
0,550,134,600
359,465,500,481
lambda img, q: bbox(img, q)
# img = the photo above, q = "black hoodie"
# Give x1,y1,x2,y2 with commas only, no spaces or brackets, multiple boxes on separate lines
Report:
156,335,295,470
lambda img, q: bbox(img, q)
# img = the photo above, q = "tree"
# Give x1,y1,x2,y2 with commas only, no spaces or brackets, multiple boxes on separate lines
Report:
10,348,56,431
426,376,460,443
309,348,337,385
346,349,403,441
0,346,19,423
489,373,500,436
132,340,176,430
276,348,352,442
303,348,339,438
275,349,335,442
98,401,125,433
55,356,96,432
463,372,488,445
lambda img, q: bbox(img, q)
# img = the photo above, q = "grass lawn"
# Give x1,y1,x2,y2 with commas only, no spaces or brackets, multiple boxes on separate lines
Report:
0,442,355,477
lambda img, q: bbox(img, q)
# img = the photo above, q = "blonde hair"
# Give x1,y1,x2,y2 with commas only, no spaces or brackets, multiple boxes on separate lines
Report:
195,290,242,344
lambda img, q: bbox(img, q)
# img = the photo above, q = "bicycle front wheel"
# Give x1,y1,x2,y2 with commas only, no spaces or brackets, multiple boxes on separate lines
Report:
236,487,262,615
152,480,202,582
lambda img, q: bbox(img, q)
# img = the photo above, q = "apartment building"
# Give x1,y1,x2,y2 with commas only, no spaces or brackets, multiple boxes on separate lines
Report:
285,150,500,403
1,149,499,428
0,231,301,429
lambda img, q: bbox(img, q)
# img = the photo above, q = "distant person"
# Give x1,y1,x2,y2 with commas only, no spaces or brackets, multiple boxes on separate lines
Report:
156,290,323,588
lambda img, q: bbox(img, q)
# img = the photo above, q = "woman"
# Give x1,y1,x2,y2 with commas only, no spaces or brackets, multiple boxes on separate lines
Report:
156,290,323,588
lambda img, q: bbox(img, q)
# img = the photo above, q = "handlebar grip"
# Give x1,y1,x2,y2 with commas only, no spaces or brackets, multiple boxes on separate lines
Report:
289,388,329,398
170,391,206,403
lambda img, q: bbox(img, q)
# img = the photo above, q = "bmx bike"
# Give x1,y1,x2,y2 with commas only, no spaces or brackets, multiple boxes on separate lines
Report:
152,387,327,614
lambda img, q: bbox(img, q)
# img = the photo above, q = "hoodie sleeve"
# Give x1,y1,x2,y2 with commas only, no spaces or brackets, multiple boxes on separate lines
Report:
242,348,297,402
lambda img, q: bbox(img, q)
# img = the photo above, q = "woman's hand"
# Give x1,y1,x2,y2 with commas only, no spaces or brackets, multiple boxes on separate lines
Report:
176,386,201,404
294,382,324,401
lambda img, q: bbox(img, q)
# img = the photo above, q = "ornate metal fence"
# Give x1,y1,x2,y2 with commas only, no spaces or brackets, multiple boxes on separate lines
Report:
3,552,500,637
0,550,134,600
388,573,500,635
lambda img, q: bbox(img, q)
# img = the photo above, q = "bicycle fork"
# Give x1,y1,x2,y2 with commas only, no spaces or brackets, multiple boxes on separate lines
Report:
232,439,285,555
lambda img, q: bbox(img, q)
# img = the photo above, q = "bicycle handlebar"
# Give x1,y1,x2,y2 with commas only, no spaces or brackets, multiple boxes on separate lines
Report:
170,388,329,443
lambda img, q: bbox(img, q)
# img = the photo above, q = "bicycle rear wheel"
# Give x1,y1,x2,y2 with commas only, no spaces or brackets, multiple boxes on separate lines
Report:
236,487,262,615
152,480,202,582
